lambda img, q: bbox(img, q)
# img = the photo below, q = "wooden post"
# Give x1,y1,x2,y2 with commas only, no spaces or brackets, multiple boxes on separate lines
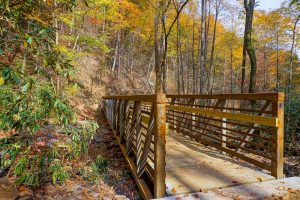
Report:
271,92,284,179
154,92,166,198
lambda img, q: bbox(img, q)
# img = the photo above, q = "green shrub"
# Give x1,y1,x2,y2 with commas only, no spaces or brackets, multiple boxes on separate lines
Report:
95,155,108,173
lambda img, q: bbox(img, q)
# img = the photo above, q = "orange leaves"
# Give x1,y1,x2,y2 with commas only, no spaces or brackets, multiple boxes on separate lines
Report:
89,17,102,26
171,187,177,193
0,129,16,140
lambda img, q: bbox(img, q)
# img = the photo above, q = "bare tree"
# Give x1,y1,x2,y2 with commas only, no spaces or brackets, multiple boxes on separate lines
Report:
154,0,189,93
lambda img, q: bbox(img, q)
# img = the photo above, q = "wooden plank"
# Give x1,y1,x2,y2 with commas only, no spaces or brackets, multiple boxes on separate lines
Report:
168,125,273,172
166,105,278,127
166,93,282,101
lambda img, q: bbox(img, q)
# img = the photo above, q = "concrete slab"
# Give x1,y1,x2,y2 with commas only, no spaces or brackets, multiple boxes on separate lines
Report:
165,133,275,196
159,177,300,200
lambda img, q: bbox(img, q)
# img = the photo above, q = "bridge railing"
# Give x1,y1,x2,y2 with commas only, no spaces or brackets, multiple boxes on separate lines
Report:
102,93,167,199
103,92,284,199
166,93,284,179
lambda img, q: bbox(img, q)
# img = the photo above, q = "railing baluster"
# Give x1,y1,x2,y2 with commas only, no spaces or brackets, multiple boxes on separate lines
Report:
135,101,142,174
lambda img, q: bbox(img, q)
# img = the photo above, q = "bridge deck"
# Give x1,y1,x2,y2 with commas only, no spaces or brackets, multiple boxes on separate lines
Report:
165,132,274,196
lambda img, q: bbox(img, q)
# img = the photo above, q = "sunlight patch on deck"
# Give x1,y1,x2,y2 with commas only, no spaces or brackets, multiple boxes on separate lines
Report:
165,133,275,196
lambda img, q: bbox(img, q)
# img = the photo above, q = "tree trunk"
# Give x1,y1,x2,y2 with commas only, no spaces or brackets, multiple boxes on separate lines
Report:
112,31,120,73
244,0,257,93
276,34,280,90
55,18,59,45
199,0,207,94
230,48,233,93
208,0,221,93
241,39,247,93
178,17,185,94
287,15,300,108
154,12,163,93
222,54,227,93
192,18,196,94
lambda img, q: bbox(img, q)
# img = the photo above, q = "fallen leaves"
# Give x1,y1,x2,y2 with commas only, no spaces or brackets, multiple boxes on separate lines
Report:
257,177,263,182
171,187,177,193
19,186,33,198
199,188,208,193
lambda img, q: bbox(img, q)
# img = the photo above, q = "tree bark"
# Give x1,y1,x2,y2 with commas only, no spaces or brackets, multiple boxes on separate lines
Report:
192,17,196,94
207,0,221,93
276,34,280,90
287,15,300,112
244,0,257,93
199,0,207,94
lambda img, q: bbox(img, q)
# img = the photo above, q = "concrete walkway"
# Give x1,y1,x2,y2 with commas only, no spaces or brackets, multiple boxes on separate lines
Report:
165,133,275,196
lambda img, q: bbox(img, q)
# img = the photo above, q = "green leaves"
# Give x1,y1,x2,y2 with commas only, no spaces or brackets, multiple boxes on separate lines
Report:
50,160,70,184
2,67,10,80
12,72,21,85
27,37,33,45
21,82,30,93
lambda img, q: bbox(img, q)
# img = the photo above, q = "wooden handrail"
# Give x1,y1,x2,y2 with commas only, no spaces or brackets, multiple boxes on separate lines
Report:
103,94,156,102
167,92,284,101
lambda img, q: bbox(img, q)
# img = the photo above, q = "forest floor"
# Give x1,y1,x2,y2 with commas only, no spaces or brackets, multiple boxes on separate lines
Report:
29,106,141,200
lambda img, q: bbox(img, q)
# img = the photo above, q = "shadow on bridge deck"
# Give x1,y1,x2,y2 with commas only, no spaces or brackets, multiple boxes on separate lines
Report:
165,132,274,196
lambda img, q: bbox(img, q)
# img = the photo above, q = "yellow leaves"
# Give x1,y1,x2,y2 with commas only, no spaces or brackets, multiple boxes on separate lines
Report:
0,76,4,86
23,41,28,49
45,0,55,6
23,13,49,26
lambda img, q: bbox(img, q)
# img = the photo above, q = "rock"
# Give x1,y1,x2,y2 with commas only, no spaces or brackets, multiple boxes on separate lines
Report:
115,195,129,199
0,178,19,200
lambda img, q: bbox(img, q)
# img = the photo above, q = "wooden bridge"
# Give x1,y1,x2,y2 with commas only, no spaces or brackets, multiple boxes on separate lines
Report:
102,93,284,199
